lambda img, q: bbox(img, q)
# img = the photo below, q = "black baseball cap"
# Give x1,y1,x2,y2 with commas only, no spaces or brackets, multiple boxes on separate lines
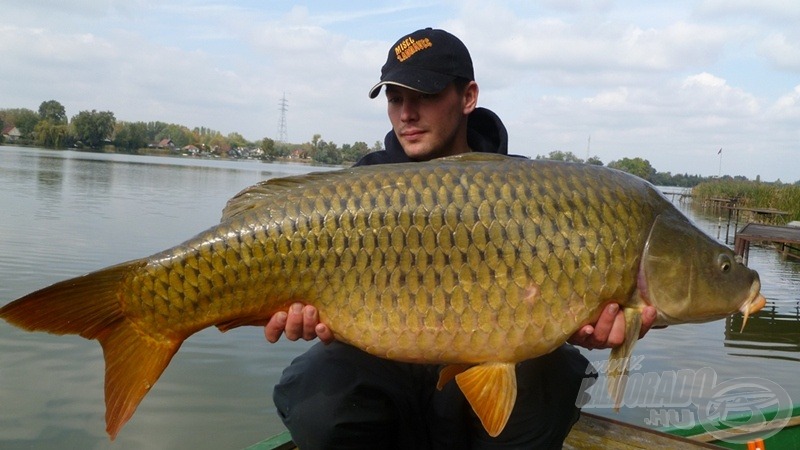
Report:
368,28,474,98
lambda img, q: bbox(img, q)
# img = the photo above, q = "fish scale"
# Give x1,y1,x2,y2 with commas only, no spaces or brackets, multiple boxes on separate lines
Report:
1,153,764,439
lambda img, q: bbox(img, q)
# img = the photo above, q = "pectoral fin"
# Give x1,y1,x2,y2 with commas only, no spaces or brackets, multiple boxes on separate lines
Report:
455,362,517,437
607,308,642,411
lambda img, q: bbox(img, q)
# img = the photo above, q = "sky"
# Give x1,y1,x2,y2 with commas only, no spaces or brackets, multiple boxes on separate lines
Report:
2,0,799,182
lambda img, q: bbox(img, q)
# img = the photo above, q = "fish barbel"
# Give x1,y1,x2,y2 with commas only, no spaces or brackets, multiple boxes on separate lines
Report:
0,153,765,438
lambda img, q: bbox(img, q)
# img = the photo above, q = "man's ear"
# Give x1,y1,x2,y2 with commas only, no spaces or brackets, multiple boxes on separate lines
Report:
462,81,479,114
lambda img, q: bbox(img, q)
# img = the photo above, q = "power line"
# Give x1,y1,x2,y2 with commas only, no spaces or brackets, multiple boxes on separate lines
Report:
277,92,288,143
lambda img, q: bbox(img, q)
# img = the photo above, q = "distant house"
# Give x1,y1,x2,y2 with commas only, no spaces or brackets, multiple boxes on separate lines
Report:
2,125,21,142
290,147,309,159
157,138,175,149
182,144,199,155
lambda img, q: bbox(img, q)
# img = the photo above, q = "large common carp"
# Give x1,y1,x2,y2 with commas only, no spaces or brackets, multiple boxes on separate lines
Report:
0,154,765,439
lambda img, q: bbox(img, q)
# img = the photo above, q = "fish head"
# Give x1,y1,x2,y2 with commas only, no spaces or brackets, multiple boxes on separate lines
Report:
638,211,765,327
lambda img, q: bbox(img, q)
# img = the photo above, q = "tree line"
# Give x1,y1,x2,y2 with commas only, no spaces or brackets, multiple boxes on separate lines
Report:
534,150,797,187
0,100,380,164
3,101,794,185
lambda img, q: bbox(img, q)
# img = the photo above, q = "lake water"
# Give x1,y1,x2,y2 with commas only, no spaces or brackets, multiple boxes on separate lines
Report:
1,146,798,449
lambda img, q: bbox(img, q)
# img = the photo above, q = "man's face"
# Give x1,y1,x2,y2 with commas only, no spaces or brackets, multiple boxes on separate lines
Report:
385,82,476,161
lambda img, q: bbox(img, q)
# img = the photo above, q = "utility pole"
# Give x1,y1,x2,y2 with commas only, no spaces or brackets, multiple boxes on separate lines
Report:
586,135,591,161
277,92,288,143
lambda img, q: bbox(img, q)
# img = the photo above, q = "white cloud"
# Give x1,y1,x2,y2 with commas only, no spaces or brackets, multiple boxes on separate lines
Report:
679,72,760,116
769,85,800,124
697,0,800,22
760,33,800,72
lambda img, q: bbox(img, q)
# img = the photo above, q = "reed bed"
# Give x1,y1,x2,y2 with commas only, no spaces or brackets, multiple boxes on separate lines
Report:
692,180,800,222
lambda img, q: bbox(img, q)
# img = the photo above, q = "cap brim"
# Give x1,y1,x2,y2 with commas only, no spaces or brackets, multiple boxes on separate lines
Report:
368,68,455,98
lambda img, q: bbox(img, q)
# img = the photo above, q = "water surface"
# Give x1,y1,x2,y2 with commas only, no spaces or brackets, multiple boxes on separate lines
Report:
0,146,797,448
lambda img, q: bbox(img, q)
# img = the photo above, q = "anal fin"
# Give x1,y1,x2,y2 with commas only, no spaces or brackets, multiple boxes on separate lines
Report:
455,362,517,437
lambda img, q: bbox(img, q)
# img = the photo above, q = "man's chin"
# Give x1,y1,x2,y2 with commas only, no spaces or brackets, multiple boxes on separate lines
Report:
401,144,435,161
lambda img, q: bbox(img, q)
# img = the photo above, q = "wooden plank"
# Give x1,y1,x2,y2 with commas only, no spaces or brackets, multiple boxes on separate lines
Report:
734,222,800,264
563,413,724,449
737,223,800,245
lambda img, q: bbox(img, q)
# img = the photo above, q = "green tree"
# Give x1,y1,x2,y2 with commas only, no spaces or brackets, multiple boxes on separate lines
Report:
114,121,149,151
156,124,194,148
586,156,603,166
536,151,583,163
608,157,656,181
2,108,39,139
38,100,67,124
342,141,370,162
71,110,116,148
227,132,247,149
313,139,342,165
274,141,293,159
146,121,169,143
34,120,70,148
261,137,287,160
207,133,230,154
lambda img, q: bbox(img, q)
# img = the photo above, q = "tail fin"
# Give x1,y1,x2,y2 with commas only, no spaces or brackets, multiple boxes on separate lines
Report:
0,260,182,439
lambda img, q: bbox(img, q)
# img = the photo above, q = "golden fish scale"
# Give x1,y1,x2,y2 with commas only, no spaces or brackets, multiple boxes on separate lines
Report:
123,158,660,363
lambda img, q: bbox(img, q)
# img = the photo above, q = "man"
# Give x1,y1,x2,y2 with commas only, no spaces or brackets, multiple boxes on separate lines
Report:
267,28,657,449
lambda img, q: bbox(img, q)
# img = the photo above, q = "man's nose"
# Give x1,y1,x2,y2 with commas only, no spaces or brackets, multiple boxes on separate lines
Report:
400,98,419,121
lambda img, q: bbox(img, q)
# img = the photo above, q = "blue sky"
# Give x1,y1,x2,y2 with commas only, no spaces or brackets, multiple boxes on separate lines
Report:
2,1,799,182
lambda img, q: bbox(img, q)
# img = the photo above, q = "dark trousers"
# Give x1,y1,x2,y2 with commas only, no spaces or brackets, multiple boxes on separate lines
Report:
274,342,594,450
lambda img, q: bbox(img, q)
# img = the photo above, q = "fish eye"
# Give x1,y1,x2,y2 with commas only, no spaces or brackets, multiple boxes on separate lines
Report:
717,254,733,273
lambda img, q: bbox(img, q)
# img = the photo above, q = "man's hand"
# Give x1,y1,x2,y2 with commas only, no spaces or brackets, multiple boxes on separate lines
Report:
264,303,334,344
568,304,658,350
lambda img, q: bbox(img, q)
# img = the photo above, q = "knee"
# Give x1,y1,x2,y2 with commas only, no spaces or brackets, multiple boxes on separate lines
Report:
272,343,401,449
275,377,399,449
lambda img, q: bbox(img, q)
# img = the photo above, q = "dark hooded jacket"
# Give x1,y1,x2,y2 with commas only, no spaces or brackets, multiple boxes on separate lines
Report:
353,107,510,166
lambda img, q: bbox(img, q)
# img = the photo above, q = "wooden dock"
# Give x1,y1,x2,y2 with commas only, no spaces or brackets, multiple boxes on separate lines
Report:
734,222,800,265
662,189,692,202
717,204,790,245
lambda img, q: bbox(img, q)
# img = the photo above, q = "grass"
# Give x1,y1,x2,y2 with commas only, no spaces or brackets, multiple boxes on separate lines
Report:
692,180,800,222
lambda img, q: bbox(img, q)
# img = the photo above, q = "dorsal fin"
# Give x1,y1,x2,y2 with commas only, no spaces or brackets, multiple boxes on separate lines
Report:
220,153,514,221
439,153,509,162
221,169,350,221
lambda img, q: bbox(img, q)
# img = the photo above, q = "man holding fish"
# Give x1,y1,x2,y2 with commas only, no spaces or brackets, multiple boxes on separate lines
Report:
1,27,764,446
266,28,659,449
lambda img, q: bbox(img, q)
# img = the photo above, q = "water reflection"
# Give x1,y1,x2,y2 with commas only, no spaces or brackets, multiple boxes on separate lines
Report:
35,154,65,202
726,306,800,360
685,200,800,360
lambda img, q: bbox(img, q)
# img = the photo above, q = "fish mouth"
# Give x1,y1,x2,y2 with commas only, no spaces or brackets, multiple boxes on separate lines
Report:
738,280,766,332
